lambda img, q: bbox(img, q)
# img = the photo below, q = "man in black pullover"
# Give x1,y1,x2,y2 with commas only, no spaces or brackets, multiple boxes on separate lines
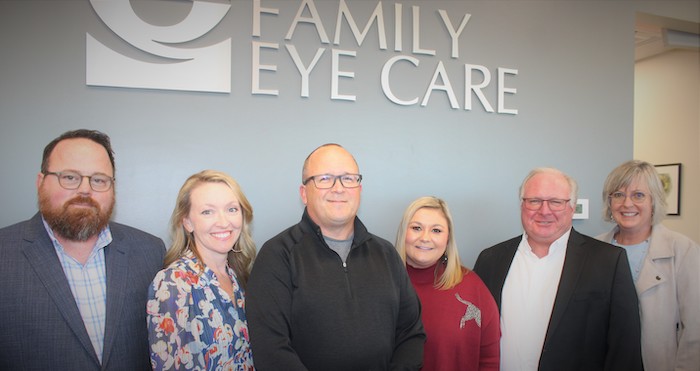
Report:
246,143,425,371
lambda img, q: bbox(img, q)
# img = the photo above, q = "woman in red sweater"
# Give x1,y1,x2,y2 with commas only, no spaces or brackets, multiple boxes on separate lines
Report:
395,196,500,371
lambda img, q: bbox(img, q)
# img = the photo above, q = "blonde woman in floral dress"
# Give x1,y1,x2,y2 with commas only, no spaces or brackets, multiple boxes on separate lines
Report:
147,170,256,370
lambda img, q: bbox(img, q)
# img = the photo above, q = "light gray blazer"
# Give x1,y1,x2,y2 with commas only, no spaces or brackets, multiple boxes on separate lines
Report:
597,224,700,371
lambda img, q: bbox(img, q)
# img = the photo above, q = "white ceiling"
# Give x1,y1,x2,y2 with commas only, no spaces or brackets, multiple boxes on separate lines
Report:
635,12,700,61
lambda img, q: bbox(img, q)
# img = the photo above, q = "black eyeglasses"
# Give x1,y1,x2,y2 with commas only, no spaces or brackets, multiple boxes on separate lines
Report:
522,198,571,211
302,174,362,189
44,171,114,192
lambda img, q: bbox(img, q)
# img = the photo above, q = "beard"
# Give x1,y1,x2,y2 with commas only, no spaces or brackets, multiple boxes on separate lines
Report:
39,192,114,242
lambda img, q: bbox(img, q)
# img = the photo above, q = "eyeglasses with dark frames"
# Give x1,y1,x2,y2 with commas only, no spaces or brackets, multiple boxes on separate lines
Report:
43,171,114,192
302,174,362,189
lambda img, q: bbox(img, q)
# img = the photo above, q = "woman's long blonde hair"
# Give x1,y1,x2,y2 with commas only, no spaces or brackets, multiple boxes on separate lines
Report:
395,196,465,290
164,170,256,287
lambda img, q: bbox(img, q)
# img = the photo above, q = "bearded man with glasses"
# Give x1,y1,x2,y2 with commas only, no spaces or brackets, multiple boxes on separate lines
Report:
0,129,165,370
473,167,643,371
247,143,425,371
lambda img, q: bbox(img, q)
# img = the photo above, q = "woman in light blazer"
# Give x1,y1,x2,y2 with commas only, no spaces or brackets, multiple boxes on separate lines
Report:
597,160,699,371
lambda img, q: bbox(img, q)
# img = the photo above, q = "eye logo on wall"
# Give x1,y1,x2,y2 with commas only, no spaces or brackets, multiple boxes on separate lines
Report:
86,0,231,93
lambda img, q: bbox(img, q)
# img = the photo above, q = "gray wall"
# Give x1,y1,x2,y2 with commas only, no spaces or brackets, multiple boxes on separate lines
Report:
1,0,696,266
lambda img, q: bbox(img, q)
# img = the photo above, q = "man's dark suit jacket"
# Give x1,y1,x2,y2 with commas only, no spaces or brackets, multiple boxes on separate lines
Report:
0,213,165,370
473,228,643,371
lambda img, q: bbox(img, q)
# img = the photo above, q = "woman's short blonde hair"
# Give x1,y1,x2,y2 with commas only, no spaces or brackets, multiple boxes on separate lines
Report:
164,170,256,286
395,196,465,290
602,160,667,226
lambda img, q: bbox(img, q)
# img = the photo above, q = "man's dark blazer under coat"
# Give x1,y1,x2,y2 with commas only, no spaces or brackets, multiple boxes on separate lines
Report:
0,213,166,370
473,228,643,371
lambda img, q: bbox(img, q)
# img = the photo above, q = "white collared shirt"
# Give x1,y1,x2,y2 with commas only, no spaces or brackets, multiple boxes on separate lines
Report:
500,229,571,371
43,218,111,363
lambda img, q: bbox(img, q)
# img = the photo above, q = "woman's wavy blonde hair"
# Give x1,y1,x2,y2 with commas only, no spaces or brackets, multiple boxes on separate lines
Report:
395,196,466,290
164,170,256,287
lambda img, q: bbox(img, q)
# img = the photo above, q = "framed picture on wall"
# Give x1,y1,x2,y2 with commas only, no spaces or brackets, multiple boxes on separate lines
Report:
573,199,589,219
654,163,681,215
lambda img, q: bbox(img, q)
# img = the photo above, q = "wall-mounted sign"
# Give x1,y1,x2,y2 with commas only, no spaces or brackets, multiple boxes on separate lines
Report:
87,0,232,92
87,0,518,114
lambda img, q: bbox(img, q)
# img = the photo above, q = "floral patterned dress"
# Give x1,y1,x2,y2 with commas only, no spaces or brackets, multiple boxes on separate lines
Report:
147,252,254,370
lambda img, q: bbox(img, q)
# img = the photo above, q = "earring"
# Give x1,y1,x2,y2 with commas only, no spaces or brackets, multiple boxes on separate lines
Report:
231,244,243,253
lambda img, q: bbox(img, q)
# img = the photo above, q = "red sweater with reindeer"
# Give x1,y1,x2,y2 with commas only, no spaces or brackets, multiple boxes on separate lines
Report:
407,263,501,371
